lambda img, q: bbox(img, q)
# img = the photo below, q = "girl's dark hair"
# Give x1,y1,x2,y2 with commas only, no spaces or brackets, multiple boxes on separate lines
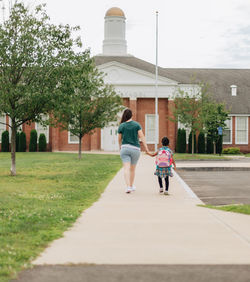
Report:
120,108,132,124
162,137,169,146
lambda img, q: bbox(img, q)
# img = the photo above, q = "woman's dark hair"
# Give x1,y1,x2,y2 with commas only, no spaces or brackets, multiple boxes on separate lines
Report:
162,137,169,146
120,108,132,124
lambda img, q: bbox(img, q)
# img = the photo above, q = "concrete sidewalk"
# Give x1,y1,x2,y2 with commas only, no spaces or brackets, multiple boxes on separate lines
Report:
33,155,250,265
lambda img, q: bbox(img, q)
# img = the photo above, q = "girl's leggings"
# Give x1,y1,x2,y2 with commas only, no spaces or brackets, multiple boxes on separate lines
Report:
158,176,169,191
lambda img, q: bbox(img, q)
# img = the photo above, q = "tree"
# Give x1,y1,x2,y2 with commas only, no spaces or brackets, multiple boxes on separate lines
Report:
38,133,47,152
29,129,37,152
0,3,82,175
203,103,229,154
171,85,203,154
51,51,123,159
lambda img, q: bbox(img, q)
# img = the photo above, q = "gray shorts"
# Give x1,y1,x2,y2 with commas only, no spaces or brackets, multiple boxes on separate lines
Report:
120,146,140,165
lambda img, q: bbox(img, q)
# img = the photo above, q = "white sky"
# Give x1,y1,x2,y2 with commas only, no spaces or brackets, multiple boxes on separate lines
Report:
3,0,250,68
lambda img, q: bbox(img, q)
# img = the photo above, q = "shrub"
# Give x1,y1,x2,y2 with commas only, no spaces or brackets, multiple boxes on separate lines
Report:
188,132,196,153
222,147,241,154
29,129,37,152
198,132,205,154
19,131,27,152
16,131,20,152
180,129,187,153
176,129,181,153
38,133,47,152
216,135,223,154
206,135,213,154
1,131,9,152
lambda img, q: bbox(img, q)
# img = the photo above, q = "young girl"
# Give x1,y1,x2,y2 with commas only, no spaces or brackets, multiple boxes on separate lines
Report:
149,137,176,195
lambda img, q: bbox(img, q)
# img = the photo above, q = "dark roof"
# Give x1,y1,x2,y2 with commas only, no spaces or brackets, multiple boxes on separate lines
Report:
94,55,250,114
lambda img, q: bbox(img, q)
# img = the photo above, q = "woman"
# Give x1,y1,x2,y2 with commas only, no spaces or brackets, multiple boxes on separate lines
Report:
118,108,150,193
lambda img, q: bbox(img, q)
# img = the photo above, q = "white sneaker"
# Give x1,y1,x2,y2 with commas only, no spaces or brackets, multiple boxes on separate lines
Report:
126,187,132,193
131,185,136,192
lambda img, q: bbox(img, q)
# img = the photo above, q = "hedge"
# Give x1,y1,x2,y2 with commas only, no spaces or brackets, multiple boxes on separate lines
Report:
29,129,37,152
38,133,47,152
198,132,205,154
1,131,9,152
188,132,196,153
19,131,27,152
222,147,241,154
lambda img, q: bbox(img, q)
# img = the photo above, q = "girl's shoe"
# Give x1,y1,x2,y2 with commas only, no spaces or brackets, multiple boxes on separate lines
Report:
159,188,163,193
164,191,169,195
126,187,132,193
131,185,136,192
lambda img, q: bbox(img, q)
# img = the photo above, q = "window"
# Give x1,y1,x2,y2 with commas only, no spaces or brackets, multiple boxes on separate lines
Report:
145,114,157,143
35,115,49,143
236,116,248,144
223,117,232,144
0,115,6,143
68,131,79,144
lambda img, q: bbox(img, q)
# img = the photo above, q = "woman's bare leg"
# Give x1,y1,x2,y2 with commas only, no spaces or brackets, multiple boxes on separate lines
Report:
130,164,136,187
123,162,130,187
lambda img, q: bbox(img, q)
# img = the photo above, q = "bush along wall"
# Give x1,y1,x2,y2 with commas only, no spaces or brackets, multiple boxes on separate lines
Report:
206,135,213,154
216,135,223,154
188,132,196,153
29,129,37,152
16,131,20,152
198,132,205,154
1,131,9,152
222,147,241,154
38,133,47,152
19,131,27,152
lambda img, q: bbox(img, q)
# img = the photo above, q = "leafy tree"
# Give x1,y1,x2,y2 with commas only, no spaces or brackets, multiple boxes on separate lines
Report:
19,131,26,152
29,129,37,152
51,51,123,159
0,2,82,175
1,130,9,152
198,132,205,154
38,133,47,152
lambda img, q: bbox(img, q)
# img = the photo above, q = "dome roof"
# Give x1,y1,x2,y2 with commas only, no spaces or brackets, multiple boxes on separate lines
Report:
105,7,125,17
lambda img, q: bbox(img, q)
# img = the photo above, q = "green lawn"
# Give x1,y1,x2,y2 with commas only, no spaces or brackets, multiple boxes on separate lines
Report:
0,152,122,282
199,204,250,215
174,153,227,160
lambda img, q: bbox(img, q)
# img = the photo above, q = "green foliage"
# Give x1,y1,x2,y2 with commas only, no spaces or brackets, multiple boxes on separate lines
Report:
38,133,47,152
1,130,9,152
222,147,241,154
15,132,20,152
19,132,26,152
0,153,122,281
51,50,123,159
198,132,205,154
176,128,186,153
188,132,196,153
29,130,37,152
216,135,223,154
206,135,213,154
0,2,83,174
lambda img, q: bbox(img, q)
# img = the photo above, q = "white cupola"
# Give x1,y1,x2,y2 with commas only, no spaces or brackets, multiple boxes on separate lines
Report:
231,85,237,96
102,7,128,56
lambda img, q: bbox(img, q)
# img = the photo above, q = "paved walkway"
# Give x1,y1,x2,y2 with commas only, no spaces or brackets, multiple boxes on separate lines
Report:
33,155,250,265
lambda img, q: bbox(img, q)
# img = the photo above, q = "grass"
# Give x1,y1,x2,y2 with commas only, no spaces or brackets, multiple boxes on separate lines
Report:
199,204,250,215
0,152,122,282
174,153,227,160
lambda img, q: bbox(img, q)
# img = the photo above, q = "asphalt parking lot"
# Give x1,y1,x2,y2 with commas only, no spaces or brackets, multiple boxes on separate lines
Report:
177,170,250,205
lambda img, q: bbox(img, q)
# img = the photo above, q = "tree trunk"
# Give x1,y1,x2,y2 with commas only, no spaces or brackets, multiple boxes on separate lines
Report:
11,125,16,176
78,136,82,159
213,141,216,155
192,131,194,155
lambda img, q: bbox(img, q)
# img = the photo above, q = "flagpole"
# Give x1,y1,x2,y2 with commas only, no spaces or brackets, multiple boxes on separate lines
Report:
155,11,159,152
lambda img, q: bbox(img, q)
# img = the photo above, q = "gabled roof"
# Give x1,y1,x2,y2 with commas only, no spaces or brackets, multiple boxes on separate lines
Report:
94,55,250,114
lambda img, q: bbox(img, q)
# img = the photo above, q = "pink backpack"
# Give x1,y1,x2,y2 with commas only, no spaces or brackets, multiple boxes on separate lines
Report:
156,149,172,168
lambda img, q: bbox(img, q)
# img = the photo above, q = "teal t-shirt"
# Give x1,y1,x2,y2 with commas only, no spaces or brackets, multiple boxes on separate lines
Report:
118,121,142,148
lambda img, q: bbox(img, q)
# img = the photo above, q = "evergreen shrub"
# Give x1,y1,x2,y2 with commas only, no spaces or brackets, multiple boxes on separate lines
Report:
188,132,196,153
222,147,241,154
38,133,47,152
16,131,20,152
19,131,27,152
216,135,223,154
1,130,9,152
206,135,213,154
29,129,37,152
198,132,205,154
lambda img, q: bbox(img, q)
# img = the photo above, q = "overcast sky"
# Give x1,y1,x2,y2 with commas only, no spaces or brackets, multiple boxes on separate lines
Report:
2,0,250,68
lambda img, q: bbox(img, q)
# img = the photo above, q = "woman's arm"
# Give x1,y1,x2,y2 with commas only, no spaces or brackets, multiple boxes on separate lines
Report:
118,133,122,149
138,129,150,154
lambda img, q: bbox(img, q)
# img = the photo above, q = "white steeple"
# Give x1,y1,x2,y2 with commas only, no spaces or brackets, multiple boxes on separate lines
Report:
102,7,128,56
